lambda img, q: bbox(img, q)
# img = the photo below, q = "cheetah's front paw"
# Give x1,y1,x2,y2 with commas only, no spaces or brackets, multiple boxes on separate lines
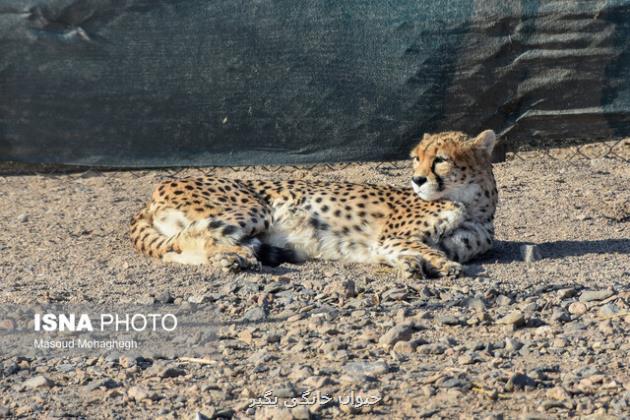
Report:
396,255,426,279
436,260,462,278
212,252,261,273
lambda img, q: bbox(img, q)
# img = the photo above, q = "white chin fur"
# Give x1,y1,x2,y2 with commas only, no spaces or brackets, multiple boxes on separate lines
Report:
411,180,442,201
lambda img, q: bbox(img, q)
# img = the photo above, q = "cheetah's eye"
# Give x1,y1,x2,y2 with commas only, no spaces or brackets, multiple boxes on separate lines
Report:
412,156,419,162
434,156,448,164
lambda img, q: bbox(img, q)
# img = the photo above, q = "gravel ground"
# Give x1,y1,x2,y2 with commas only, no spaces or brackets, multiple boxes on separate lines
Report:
0,150,629,419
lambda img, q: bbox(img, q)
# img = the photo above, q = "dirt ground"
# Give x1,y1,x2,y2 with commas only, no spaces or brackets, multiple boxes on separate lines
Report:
0,147,629,419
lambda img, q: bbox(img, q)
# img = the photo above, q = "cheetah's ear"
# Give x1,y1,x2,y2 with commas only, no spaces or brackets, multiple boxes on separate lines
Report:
472,130,496,155
410,134,428,157
409,144,418,158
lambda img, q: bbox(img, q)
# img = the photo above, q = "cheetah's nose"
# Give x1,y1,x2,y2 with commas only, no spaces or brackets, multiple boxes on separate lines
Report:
412,176,427,186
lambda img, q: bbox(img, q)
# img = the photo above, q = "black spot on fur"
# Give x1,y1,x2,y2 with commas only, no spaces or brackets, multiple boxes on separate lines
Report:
222,225,238,236
208,220,224,229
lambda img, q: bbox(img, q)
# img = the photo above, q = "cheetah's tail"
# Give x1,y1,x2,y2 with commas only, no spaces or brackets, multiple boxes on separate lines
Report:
252,242,302,267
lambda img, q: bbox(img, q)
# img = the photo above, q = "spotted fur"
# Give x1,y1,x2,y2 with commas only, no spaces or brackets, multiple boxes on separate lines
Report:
130,130,498,277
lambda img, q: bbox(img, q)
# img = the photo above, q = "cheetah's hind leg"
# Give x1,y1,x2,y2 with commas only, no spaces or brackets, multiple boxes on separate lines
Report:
161,218,261,271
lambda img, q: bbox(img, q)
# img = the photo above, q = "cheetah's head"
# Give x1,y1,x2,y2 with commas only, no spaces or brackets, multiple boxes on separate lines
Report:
409,130,496,203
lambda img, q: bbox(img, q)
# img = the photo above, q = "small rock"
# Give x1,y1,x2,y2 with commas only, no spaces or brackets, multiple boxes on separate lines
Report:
128,385,151,401
546,386,571,401
243,306,267,322
392,340,416,353
505,337,524,352
159,367,186,378
505,373,537,392
0,319,16,331
439,377,471,390
291,405,311,419
550,308,570,324
495,295,512,306
598,320,615,335
552,337,568,348
579,290,614,302
324,279,356,298
17,214,29,223
378,324,413,349
520,244,541,262
238,329,254,345
255,406,293,420
188,295,212,304
137,295,156,305
55,363,75,373
343,360,389,377
84,378,121,392
22,375,53,389
465,297,487,311
498,310,525,327
416,343,446,355
457,353,474,365
568,302,588,315
339,404,360,415
541,400,569,411
599,303,619,317
440,315,462,326
264,279,289,293
119,355,139,369
557,288,579,299
155,291,174,304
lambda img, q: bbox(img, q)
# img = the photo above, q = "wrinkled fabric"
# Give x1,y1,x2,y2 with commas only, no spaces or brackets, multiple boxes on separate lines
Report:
1,0,629,167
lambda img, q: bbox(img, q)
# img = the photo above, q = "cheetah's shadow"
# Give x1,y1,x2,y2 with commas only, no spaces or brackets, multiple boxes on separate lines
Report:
479,239,630,264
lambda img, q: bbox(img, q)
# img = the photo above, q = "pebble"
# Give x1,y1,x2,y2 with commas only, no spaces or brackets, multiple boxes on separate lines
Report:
159,367,186,378
568,302,588,315
291,405,311,419
440,315,462,326
0,319,16,331
155,291,174,304
505,373,537,392
558,288,579,299
546,386,571,401
22,375,53,389
393,340,417,353
128,385,150,401
495,295,512,306
238,329,254,345
325,279,356,298
498,310,525,327
550,308,570,324
84,378,120,392
579,290,614,302
598,303,619,317
188,295,212,304
243,306,267,322
343,360,389,377
17,213,29,223
378,324,413,349
519,244,541,262
505,337,524,352
417,343,446,355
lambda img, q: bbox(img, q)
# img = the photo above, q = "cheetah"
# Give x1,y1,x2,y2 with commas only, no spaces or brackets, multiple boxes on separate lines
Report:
130,130,498,278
